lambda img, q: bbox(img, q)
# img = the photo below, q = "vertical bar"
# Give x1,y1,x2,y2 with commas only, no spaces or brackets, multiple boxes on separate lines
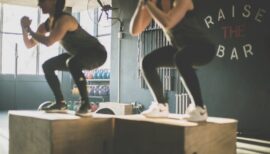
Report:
117,32,121,102
15,43,18,77
180,94,182,114
185,94,188,113
0,3,3,73
94,8,98,37
137,35,141,79
37,9,41,74
166,68,169,90
175,94,179,113
157,29,160,48
168,68,171,90
141,33,145,88
142,32,147,88
14,43,18,110
168,68,170,90
164,68,166,91
165,68,167,91
160,30,164,91
184,94,187,113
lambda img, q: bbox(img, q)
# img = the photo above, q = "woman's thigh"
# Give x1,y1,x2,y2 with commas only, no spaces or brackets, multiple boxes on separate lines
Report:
43,53,71,71
178,42,216,67
143,45,177,68
71,50,107,70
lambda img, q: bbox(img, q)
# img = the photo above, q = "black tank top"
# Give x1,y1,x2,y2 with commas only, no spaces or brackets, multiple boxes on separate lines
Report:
158,0,211,49
44,13,106,55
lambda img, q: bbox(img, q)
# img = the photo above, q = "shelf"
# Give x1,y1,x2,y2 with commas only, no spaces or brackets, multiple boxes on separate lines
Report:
87,79,110,82
89,95,110,102
89,95,109,98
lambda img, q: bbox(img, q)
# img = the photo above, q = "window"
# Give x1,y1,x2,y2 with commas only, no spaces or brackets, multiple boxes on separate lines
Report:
79,10,95,35
1,34,17,74
0,4,111,75
0,4,60,75
16,35,37,74
98,35,111,69
97,8,111,69
1,4,38,74
97,9,111,35
2,4,38,33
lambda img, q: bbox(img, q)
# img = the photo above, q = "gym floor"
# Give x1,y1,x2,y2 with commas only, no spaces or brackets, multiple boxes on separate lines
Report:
0,111,269,154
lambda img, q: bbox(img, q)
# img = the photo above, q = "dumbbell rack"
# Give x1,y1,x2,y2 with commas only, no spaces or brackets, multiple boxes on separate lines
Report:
87,79,110,103
71,77,110,104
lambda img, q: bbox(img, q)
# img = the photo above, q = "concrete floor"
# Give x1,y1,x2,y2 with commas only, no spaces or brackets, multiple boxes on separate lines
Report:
0,111,270,154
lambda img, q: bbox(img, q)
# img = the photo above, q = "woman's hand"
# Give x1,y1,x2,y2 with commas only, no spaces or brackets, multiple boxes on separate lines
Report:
20,16,38,48
20,16,32,31
130,0,157,36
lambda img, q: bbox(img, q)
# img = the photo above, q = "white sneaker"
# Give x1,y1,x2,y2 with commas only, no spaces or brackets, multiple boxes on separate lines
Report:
141,102,169,118
185,104,208,122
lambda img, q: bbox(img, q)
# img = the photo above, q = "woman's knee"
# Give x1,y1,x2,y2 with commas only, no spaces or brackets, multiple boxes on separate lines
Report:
42,60,54,74
141,55,156,72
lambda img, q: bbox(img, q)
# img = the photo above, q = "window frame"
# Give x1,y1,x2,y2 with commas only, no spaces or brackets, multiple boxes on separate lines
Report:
0,3,62,75
0,4,111,75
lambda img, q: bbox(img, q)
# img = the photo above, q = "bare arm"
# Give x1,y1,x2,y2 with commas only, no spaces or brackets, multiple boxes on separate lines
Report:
21,16,46,48
28,15,77,47
129,0,154,36
145,0,193,30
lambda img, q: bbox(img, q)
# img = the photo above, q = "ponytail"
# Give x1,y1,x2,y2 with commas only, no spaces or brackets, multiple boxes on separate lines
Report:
52,0,66,27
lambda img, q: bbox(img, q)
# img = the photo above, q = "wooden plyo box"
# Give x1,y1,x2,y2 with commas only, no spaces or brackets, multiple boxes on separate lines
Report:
9,111,114,154
9,111,237,154
113,115,237,154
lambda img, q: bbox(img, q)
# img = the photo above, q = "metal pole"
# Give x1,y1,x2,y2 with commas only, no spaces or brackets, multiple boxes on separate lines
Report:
15,43,18,77
117,22,123,103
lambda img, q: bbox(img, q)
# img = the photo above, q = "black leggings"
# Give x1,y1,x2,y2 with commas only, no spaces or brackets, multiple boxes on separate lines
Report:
43,51,107,104
141,42,215,107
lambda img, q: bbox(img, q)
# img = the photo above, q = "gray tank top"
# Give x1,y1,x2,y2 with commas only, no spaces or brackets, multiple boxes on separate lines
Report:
45,13,105,55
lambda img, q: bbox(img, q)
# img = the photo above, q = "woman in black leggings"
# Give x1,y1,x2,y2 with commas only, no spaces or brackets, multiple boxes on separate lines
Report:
130,0,215,121
20,0,107,115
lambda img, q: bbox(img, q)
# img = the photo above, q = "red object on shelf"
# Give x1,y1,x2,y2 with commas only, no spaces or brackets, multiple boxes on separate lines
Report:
90,103,98,112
